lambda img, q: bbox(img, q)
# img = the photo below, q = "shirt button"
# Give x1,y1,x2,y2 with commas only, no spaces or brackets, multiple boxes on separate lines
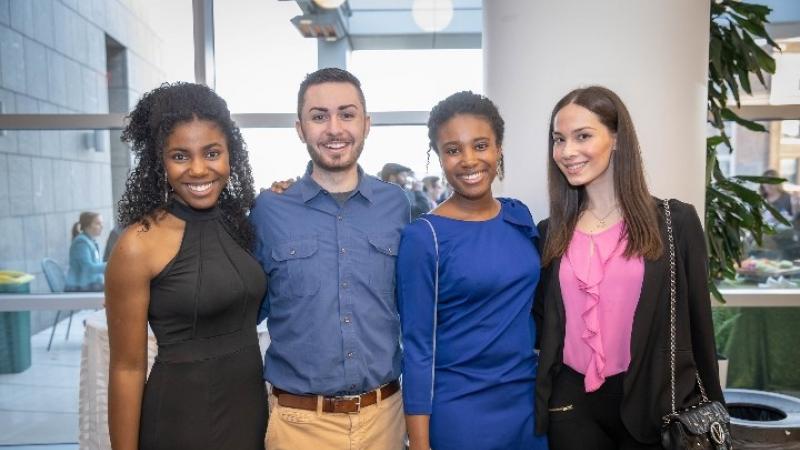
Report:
347,352,354,358
343,316,351,324
341,282,348,289
337,215,343,221
340,247,346,254
289,249,296,255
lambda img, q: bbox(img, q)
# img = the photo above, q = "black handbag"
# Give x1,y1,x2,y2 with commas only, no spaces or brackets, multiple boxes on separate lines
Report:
659,199,732,450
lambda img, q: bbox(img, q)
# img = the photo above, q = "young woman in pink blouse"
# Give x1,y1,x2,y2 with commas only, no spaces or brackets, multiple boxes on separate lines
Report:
534,86,724,449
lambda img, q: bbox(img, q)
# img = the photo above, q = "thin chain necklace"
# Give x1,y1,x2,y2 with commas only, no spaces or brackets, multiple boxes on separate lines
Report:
586,204,619,230
578,204,622,278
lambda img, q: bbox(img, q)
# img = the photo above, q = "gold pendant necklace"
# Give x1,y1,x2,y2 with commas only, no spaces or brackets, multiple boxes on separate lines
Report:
587,204,618,230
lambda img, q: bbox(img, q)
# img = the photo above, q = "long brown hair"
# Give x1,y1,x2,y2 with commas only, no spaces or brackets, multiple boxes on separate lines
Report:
541,86,662,266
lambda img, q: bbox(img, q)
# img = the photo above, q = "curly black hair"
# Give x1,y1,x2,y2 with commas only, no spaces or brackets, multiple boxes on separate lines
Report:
118,82,256,249
426,91,506,179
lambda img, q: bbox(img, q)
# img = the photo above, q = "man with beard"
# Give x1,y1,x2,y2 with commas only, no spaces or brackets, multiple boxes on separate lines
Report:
250,68,409,450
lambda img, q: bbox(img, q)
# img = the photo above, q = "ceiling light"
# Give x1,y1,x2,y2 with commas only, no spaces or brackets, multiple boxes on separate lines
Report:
291,11,347,41
412,0,453,33
313,0,345,9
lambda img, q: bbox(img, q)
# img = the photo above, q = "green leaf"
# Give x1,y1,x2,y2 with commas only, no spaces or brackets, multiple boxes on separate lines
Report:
736,16,769,38
707,135,725,147
723,71,741,105
729,2,771,17
721,108,767,132
710,38,724,76
735,175,785,184
753,45,777,73
763,202,791,226
737,68,752,94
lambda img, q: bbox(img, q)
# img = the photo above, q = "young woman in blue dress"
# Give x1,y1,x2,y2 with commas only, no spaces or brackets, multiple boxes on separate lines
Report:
398,91,548,450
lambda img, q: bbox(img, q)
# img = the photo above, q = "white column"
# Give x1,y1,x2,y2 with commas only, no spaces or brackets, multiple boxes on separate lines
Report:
485,0,710,220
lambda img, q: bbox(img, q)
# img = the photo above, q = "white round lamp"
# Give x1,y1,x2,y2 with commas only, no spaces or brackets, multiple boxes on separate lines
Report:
412,0,454,33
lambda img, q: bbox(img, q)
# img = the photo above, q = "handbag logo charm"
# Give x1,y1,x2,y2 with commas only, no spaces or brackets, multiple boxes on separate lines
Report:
709,422,726,445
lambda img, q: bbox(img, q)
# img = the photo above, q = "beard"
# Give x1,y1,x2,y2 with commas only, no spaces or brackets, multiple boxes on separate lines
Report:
305,138,365,173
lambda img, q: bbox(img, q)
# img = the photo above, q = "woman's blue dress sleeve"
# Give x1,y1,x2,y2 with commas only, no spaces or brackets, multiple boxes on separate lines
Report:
397,220,438,415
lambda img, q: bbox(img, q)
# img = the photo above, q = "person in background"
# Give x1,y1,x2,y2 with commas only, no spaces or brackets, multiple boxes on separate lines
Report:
399,91,548,450
66,211,106,292
106,82,266,450
535,86,723,449
103,223,123,262
381,162,433,218
422,175,445,207
759,169,794,222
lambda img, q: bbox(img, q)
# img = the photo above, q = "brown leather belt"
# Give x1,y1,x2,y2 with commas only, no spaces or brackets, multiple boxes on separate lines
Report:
272,380,400,414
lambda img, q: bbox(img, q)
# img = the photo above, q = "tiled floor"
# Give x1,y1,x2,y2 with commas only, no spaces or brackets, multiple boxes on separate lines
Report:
0,310,92,446
0,310,271,447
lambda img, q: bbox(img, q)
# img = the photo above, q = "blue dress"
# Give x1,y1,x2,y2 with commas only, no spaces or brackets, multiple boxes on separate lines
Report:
398,198,548,450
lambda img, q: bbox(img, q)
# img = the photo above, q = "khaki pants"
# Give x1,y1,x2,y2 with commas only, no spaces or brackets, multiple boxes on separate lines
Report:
265,388,406,450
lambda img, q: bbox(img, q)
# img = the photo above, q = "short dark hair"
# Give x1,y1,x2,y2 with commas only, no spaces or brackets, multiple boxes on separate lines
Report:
380,162,412,182
297,67,367,118
427,91,505,154
422,175,440,192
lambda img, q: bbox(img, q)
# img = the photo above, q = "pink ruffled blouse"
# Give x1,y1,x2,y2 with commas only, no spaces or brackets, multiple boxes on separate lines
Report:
559,220,645,392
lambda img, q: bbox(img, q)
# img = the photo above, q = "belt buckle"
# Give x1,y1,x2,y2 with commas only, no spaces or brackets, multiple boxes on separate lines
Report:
336,394,362,414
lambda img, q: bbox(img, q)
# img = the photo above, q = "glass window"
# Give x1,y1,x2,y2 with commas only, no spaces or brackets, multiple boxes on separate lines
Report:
243,128,309,190
0,129,115,294
360,125,440,179
214,0,318,113
244,125,442,191
349,49,483,111
1,126,113,445
713,120,800,291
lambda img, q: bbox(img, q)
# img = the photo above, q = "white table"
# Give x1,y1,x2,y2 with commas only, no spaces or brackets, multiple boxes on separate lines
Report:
78,309,270,450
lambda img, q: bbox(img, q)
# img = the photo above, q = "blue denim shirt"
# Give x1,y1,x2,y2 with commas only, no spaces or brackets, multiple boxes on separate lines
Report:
251,163,410,395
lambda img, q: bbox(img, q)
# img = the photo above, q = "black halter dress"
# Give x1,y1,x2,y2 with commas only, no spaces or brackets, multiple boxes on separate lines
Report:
138,201,268,450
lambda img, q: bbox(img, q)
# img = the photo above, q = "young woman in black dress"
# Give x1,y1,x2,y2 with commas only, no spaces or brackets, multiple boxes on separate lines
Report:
106,83,267,450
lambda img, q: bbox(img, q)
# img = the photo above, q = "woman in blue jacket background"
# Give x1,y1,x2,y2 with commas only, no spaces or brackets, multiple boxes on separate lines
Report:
66,211,106,292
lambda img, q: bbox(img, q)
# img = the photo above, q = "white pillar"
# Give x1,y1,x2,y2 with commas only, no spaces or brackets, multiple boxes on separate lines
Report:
485,0,710,220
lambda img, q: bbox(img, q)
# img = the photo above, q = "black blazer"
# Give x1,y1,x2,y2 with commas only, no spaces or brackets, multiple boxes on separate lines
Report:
533,198,724,444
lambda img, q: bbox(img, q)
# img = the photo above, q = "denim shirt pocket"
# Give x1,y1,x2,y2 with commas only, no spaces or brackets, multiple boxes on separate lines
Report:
272,237,321,298
367,232,400,294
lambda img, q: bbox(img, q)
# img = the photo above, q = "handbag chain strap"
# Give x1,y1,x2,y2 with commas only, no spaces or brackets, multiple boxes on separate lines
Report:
664,199,709,418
